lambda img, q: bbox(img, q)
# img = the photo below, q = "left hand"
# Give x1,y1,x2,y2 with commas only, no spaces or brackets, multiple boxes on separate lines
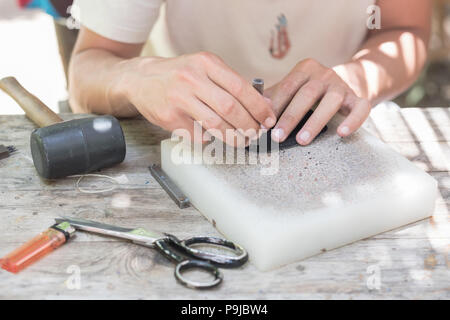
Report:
264,58,371,145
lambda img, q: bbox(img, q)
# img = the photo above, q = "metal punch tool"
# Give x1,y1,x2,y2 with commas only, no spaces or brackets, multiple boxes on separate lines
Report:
55,217,248,289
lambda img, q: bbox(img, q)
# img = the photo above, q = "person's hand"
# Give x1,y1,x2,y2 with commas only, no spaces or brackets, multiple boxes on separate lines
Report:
121,52,277,147
264,58,371,145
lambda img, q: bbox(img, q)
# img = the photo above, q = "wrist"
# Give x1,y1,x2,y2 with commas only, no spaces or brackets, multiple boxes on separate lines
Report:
333,61,370,101
115,56,164,115
115,57,139,102
108,57,143,117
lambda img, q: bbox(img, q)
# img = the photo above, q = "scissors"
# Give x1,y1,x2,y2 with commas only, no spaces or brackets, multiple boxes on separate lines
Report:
55,217,248,289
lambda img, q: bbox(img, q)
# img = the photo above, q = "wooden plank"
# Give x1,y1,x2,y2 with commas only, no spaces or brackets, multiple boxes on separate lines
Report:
1,107,449,145
0,188,214,244
0,141,447,192
0,114,170,191
0,172,447,299
0,108,449,299
0,176,446,244
0,238,448,299
387,142,450,172
0,145,164,191
365,107,450,142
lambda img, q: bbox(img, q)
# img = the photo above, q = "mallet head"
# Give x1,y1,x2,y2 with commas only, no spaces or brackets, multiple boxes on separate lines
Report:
30,115,126,179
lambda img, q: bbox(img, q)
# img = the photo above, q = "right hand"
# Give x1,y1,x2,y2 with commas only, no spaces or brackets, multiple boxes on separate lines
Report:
121,52,277,147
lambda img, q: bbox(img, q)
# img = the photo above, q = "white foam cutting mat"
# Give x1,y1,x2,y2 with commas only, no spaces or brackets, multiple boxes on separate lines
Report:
160,116,437,271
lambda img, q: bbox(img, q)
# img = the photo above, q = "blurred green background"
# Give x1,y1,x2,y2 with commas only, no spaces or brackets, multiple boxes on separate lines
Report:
394,0,450,107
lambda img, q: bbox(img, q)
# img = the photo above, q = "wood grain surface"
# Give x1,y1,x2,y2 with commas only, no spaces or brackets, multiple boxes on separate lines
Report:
0,108,448,299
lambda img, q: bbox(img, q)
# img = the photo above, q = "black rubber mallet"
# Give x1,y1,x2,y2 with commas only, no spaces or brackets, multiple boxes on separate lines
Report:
0,77,126,179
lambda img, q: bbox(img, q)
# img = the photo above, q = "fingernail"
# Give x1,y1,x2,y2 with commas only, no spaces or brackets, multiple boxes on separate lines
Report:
340,126,350,136
271,128,284,142
298,130,310,143
260,123,267,130
265,117,276,128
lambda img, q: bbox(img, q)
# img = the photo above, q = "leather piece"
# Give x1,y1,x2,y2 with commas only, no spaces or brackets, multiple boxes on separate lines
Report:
247,109,328,153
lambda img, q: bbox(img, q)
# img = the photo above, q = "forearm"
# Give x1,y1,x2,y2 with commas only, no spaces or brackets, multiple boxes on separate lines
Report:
334,28,429,105
68,49,138,117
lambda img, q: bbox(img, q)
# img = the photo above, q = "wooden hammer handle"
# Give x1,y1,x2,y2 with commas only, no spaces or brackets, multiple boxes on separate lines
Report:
0,77,63,127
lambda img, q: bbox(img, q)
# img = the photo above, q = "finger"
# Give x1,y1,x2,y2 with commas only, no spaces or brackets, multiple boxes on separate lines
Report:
265,69,309,118
263,85,276,99
195,80,260,140
139,106,206,143
203,55,277,128
337,97,371,137
271,79,326,143
166,113,206,145
296,85,345,145
336,89,357,116
185,97,249,147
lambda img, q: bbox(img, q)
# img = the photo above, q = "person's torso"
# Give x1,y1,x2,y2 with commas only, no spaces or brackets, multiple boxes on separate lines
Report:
149,0,375,86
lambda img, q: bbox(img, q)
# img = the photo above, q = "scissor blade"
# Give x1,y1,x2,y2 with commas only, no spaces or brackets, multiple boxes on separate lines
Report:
55,216,134,234
55,216,164,244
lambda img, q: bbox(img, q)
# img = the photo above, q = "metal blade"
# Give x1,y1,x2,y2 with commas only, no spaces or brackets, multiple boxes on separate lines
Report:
55,216,164,244
55,216,133,233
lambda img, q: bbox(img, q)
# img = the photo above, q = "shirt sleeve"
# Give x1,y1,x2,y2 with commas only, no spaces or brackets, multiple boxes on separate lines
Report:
72,0,163,43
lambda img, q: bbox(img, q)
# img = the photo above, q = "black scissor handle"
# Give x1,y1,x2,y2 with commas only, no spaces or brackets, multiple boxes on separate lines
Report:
155,238,223,289
176,236,249,268
175,259,223,289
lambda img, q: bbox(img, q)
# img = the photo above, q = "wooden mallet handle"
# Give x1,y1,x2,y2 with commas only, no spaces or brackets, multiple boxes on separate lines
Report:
0,77,63,127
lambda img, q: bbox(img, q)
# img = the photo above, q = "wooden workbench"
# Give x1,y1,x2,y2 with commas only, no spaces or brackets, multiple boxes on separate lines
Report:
0,106,448,299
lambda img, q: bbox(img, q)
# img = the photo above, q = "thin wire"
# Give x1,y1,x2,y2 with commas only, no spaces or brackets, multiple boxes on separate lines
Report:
75,174,119,194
